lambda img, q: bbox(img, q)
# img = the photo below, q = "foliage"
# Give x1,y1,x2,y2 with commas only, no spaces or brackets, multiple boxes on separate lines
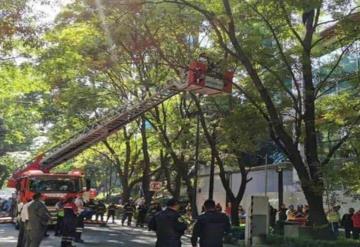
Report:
161,0,360,229
266,234,358,247
0,0,359,219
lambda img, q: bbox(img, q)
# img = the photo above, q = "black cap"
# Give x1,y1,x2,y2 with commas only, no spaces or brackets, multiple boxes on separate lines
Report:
166,198,179,207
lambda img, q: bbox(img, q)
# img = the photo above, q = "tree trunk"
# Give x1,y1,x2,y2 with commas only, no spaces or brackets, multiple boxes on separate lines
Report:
303,186,332,239
122,184,131,204
230,200,240,226
302,181,327,217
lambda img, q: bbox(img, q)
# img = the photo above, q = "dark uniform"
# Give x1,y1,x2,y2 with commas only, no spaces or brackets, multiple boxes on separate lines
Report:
146,203,162,224
95,201,106,222
136,204,147,227
26,200,51,247
191,210,230,247
54,201,64,236
61,202,77,247
342,212,354,238
86,199,96,220
106,203,117,224
122,202,135,226
149,208,187,247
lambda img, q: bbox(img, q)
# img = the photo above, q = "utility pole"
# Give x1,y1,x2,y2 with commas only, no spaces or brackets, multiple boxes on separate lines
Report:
209,150,215,200
193,109,200,216
277,167,284,210
264,154,268,197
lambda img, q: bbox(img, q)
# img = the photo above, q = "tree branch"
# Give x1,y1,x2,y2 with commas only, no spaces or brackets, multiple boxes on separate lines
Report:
321,116,360,166
315,43,354,96
278,0,305,47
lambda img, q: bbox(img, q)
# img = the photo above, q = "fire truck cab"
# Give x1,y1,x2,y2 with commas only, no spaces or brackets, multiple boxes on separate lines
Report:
15,170,89,204
9,168,94,224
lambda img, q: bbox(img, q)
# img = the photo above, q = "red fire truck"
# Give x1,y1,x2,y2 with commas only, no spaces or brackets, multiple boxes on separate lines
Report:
7,156,95,223
6,59,233,222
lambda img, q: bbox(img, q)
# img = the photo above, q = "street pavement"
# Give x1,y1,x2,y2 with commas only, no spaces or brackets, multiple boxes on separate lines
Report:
0,220,240,247
0,220,193,247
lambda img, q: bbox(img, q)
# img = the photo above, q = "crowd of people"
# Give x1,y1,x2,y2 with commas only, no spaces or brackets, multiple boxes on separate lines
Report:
16,193,88,247
15,192,360,247
327,206,360,240
267,203,360,240
14,194,231,247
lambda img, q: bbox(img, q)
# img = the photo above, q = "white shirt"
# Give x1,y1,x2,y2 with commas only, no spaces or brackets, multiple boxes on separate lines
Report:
74,197,84,214
17,202,24,221
20,201,33,222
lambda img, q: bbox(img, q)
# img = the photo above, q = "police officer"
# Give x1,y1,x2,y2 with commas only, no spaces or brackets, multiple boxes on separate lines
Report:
26,193,51,247
191,199,231,247
149,198,187,247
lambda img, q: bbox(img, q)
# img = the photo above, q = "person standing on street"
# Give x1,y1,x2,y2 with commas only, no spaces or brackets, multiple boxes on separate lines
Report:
26,193,51,247
54,200,65,236
106,202,117,224
95,200,106,222
17,199,32,247
61,197,77,247
342,208,355,239
149,198,187,247
327,206,341,239
15,199,24,230
146,202,162,226
74,194,85,243
191,199,230,247
352,209,360,239
122,201,135,226
136,203,147,228
86,199,96,221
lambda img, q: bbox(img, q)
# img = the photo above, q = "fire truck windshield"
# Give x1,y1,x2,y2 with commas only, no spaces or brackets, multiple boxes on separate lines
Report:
29,177,80,193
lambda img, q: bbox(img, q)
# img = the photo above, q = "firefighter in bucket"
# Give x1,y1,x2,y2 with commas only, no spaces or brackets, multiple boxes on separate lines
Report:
186,52,233,95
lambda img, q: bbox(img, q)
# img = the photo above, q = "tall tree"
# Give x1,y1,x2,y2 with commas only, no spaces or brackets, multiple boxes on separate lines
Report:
165,0,360,233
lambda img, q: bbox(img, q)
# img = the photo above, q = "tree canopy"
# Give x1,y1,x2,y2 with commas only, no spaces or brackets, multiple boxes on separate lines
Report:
0,0,359,232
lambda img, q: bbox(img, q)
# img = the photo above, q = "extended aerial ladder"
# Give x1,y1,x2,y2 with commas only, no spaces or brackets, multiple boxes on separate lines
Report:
8,58,233,186
40,83,187,171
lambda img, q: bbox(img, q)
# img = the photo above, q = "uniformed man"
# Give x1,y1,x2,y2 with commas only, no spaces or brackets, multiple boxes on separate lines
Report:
86,199,96,221
95,200,106,222
61,197,77,247
136,203,147,228
26,193,51,247
191,199,231,247
121,201,135,226
54,200,65,236
149,198,187,247
106,203,117,224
